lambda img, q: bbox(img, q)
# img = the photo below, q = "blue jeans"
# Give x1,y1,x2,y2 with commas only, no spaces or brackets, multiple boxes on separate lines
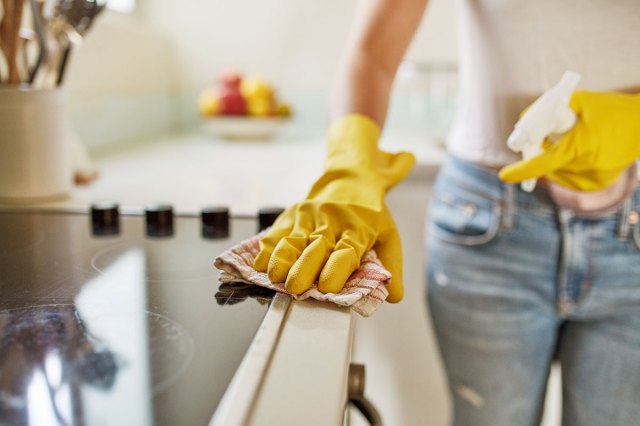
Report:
426,156,640,426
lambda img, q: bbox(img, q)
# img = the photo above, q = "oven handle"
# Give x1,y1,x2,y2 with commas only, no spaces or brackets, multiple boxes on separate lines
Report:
348,363,383,426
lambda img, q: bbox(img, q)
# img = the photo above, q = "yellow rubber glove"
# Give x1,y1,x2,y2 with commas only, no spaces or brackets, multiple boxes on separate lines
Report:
499,90,640,191
253,114,415,302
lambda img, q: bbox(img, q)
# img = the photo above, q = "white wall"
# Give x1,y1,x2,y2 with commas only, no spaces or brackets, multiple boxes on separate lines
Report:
139,0,458,93
66,10,179,151
67,0,458,149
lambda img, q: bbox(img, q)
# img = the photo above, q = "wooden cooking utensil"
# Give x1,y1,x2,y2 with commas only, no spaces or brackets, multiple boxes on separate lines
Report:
3,0,25,85
0,0,11,83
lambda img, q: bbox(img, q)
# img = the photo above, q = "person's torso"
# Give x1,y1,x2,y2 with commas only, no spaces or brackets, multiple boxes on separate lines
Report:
447,0,640,166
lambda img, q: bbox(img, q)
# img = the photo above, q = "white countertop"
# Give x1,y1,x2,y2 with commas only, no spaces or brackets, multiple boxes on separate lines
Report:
213,294,356,426
26,130,446,216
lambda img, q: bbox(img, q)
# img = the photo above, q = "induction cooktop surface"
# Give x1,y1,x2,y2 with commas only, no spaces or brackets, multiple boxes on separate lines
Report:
0,206,276,426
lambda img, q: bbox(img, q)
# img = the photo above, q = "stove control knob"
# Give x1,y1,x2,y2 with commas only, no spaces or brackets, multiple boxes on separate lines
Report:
201,206,230,239
145,204,174,237
91,201,120,235
258,207,285,232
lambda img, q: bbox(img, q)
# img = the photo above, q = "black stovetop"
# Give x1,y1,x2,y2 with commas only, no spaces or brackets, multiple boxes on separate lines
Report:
0,208,274,426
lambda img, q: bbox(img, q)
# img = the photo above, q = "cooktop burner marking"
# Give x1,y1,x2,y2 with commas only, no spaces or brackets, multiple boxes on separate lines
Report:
90,242,217,283
145,310,195,394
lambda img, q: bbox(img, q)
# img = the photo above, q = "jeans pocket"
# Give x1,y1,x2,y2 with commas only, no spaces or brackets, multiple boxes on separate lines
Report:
428,190,502,246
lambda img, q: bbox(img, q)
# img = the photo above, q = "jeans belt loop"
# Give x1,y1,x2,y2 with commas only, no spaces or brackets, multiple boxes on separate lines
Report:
501,183,516,230
617,196,632,240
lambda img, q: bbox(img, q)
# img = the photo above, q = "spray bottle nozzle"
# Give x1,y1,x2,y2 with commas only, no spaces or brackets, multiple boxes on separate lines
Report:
506,71,581,191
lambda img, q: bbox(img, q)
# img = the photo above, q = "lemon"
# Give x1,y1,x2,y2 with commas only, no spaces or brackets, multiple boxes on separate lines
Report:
198,90,219,116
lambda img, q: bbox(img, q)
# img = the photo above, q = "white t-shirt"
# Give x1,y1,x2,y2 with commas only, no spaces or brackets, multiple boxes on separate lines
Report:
447,0,640,167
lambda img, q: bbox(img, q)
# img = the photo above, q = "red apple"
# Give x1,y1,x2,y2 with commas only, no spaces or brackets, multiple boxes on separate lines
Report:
218,88,247,115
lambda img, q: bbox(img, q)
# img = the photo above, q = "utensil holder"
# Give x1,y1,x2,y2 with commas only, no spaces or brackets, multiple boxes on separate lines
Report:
0,88,73,203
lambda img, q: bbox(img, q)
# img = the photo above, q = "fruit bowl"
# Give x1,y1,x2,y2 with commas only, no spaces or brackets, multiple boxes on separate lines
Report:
201,116,290,141
198,70,293,140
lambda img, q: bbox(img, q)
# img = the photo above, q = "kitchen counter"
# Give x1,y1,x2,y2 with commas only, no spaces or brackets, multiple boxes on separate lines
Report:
25,130,446,216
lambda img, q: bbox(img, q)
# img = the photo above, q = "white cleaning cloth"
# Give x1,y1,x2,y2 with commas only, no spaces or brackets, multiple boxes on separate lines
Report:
214,233,391,317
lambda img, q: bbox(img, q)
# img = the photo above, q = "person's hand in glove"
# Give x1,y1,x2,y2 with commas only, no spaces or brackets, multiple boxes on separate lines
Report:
253,114,415,302
499,90,640,191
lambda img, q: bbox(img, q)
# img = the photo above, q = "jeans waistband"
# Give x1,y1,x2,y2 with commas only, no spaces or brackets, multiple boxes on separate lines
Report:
444,155,556,207
443,155,640,236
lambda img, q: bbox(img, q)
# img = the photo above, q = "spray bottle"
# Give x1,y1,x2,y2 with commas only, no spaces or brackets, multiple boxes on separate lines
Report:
506,71,582,191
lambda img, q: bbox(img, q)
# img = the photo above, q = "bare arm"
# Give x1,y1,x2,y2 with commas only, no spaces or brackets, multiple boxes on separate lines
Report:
330,0,430,126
